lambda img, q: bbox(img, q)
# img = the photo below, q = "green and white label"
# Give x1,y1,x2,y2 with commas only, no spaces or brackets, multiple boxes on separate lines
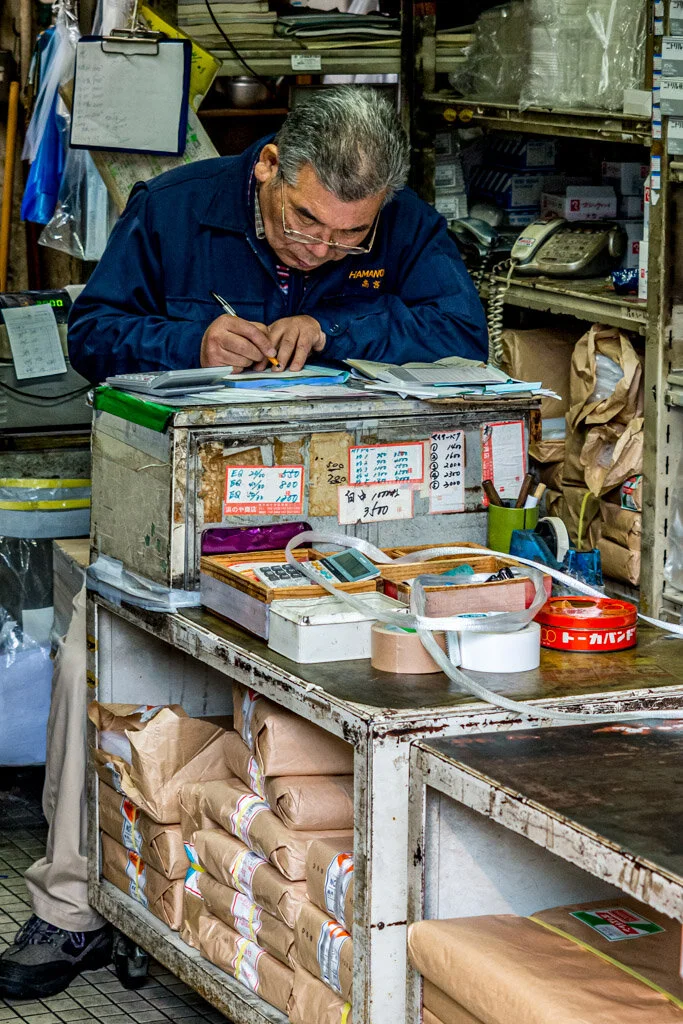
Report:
571,908,665,943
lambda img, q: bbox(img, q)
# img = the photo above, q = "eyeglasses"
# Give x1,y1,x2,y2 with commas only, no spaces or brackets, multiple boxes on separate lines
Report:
280,179,380,255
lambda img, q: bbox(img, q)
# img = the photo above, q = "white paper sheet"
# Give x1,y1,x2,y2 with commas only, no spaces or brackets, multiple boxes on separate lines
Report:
429,430,465,514
2,305,67,379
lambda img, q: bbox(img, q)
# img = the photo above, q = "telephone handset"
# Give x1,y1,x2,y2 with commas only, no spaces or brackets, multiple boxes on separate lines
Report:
510,218,627,278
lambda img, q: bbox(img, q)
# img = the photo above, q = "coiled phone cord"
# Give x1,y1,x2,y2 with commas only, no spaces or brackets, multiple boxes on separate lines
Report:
486,258,518,366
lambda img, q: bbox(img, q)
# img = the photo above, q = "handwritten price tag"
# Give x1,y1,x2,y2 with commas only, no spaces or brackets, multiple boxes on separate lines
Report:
337,484,414,525
224,465,304,517
429,430,465,514
348,442,424,485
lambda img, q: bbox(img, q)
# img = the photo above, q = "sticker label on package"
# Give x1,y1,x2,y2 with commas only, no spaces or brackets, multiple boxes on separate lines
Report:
125,851,148,906
231,892,263,941
247,755,265,799
324,851,354,929
317,919,350,994
232,937,263,992
229,848,266,902
119,796,143,854
348,442,424,485
133,704,166,723
338,484,414,525
230,793,269,847
223,465,304,517
480,421,526,505
571,908,665,942
184,865,203,898
429,430,465,514
240,689,260,749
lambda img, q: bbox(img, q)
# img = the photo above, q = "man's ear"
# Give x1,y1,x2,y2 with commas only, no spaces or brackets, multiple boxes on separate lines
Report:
254,144,279,184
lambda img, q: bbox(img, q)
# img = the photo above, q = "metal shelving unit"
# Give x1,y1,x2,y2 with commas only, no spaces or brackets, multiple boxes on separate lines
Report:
405,0,675,619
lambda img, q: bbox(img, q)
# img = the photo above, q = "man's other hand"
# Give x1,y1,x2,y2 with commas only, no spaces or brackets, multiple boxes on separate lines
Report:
268,315,326,371
200,315,277,372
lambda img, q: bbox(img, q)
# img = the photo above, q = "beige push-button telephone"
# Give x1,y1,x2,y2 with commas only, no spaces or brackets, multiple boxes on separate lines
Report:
510,218,626,278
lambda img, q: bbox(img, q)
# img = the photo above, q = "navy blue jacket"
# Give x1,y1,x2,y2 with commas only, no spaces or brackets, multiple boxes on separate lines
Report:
68,138,487,383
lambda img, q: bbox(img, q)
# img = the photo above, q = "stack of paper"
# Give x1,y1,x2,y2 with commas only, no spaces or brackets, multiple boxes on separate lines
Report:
177,0,276,46
344,357,559,401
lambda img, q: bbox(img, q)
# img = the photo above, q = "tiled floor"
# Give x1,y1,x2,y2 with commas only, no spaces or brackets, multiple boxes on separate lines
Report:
0,771,227,1024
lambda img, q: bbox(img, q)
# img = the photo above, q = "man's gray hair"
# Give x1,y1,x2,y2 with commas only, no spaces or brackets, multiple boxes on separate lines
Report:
275,86,410,205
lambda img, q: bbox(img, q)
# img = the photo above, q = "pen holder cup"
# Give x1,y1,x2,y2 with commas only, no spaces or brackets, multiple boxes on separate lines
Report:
487,505,539,554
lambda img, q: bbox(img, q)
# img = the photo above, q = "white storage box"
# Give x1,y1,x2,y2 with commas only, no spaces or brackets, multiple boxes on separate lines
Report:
267,593,407,664
662,36,683,76
541,186,617,221
660,77,683,115
601,161,648,196
434,190,468,220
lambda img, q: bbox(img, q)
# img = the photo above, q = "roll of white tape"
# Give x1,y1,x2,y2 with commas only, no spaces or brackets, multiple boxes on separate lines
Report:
456,621,541,674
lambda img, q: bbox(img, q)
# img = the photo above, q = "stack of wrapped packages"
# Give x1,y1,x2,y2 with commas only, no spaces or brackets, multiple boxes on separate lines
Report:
89,703,232,929
408,897,683,1023
181,684,354,1019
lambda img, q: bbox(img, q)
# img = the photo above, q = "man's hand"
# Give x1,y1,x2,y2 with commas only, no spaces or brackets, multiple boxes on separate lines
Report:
200,315,277,372
267,315,326,371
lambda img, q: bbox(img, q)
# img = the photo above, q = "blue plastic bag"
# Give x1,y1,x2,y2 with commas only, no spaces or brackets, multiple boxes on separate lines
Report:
21,92,65,223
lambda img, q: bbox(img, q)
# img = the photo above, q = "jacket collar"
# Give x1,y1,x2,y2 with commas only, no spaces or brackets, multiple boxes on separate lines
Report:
197,135,274,233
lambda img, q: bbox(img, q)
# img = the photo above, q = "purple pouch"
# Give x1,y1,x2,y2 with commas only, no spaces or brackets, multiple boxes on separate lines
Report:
201,521,312,555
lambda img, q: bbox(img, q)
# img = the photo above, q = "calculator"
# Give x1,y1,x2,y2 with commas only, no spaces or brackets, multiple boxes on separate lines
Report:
105,367,234,396
253,561,337,588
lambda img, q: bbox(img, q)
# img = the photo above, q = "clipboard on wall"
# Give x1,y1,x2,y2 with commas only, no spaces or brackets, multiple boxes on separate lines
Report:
69,33,191,156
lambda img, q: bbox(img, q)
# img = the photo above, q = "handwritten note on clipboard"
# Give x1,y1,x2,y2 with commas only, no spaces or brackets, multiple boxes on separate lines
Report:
70,36,191,155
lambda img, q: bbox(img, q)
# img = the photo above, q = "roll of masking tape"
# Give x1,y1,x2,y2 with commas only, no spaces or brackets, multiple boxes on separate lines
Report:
371,624,447,674
455,621,541,674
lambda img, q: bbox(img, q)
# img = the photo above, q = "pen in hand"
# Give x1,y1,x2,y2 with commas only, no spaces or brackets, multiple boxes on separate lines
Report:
209,290,281,370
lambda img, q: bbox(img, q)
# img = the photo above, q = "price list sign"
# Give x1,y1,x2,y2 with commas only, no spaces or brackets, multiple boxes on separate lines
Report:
224,465,304,517
348,442,424,486
429,430,465,514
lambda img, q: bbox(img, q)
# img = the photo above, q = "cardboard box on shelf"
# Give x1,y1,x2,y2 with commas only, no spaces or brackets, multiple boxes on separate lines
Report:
198,872,295,966
288,964,353,1024
434,190,468,221
295,899,353,1002
408,897,683,1024
435,131,457,157
232,684,353,777
306,837,354,932
435,155,466,191
541,186,617,222
485,134,556,170
98,782,187,879
197,913,293,1015
499,327,578,419
601,161,648,196
193,828,307,928
100,832,184,930
620,194,646,219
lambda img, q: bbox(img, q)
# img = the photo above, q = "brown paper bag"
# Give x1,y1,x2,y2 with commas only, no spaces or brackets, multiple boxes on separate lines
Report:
560,425,587,488
98,782,187,879
88,702,188,733
104,710,231,824
199,778,353,881
601,502,642,548
289,964,353,1024
100,832,183,930
599,537,641,585
225,729,354,831
408,907,683,1024
295,899,353,1002
567,324,644,431
545,488,563,519
197,912,293,1014
581,418,644,497
180,878,205,950
233,684,353,777
193,828,307,929
424,981,482,1024
199,872,295,967
499,327,578,418
534,459,564,492
306,837,354,931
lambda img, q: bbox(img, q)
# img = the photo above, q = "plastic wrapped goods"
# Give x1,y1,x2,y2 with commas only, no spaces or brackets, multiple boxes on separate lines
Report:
449,3,528,104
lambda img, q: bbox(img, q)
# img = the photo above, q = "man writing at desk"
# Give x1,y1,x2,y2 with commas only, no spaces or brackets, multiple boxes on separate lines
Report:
0,87,485,1000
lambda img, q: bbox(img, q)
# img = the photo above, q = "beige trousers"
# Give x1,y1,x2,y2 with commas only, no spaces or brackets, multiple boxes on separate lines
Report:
24,587,104,932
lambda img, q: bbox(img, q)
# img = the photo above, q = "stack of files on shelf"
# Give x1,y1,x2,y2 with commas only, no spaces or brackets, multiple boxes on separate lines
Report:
275,10,400,40
436,25,474,73
345,357,558,401
177,0,276,46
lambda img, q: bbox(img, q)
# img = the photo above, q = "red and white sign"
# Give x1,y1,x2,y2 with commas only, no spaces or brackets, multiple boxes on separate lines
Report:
224,465,304,517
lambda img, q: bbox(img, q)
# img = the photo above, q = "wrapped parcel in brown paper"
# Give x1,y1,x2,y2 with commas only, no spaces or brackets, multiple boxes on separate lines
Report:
100,832,183,930
567,324,644,432
224,729,354,831
581,418,643,497
198,912,293,1014
424,982,482,1024
89,702,188,733
198,871,295,966
198,778,353,881
98,782,187,879
288,964,353,1024
232,684,353,777
193,828,307,929
295,899,353,1002
408,898,683,1024
90,704,231,823
306,837,354,931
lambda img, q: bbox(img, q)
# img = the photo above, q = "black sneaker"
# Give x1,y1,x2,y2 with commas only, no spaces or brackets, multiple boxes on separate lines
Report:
0,915,112,999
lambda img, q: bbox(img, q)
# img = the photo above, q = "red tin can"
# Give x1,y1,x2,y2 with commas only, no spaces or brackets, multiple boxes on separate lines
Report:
535,596,637,653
